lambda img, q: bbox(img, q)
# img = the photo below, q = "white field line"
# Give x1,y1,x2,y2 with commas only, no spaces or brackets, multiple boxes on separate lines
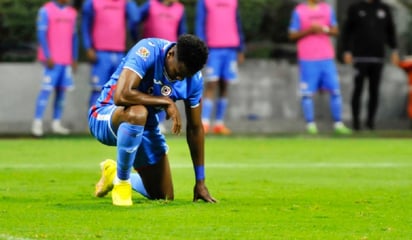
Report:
0,162,410,169
0,234,34,240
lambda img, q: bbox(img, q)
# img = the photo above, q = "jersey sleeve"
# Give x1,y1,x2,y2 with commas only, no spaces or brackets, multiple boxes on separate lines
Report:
123,39,155,79
81,0,94,50
329,6,338,27
187,71,204,108
288,9,300,32
37,7,50,59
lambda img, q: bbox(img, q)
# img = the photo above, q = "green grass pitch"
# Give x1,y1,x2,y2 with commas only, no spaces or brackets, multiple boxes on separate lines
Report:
0,135,411,239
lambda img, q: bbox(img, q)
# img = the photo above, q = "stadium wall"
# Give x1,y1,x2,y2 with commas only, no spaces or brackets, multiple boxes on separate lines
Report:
0,61,409,135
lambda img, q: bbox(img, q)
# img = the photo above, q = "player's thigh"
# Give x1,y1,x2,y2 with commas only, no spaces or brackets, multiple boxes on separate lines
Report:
91,52,116,89
320,60,340,92
59,65,74,90
88,105,118,146
222,49,239,82
299,61,321,95
204,49,224,81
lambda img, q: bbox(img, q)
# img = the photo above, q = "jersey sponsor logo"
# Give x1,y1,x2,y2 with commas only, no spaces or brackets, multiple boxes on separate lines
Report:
136,47,150,59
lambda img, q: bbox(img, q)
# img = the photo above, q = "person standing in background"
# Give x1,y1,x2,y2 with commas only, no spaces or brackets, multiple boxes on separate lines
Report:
139,0,187,133
195,0,245,135
81,0,140,110
288,0,352,135
341,0,399,131
31,0,78,137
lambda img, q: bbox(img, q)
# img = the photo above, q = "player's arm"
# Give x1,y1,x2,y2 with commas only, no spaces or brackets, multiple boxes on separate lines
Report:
384,5,399,65
81,0,96,62
341,5,357,64
184,100,216,203
126,0,140,42
288,10,332,41
194,0,206,42
37,7,53,68
177,11,188,36
114,68,182,134
72,20,79,72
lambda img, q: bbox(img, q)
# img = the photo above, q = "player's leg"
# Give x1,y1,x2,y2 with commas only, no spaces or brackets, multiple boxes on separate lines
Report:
202,49,222,133
31,65,58,137
321,60,351,135
299,61,318,134
135,154,174,200
89,52,111,109
131,126,172,200
110,105,147,206
366,63,383,130
213,49,238,135
351,63,367,131
51,64,73,135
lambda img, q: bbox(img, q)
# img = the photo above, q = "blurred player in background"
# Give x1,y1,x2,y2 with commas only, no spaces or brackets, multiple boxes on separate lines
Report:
195,0,245,135
139,0,188,133
31,0,78,137
288,0,351,135
341,0,399,131
89,34,216,206
81,0,140,110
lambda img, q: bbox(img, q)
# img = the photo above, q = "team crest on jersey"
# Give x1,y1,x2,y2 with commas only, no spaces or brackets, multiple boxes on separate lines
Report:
161,85,172,96
137,47,150,59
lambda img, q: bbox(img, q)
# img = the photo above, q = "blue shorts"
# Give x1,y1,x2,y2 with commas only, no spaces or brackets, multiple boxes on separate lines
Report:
88,105,168,169
298,59,340,96
204,48,238,82
90,51,124,91
42,64,74,90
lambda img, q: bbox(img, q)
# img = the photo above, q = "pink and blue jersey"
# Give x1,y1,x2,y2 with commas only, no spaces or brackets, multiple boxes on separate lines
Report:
195,0,244,51
89,38,203,131
289,2,337,61
81,0,139,52
140,0,186,42
37,1,78,65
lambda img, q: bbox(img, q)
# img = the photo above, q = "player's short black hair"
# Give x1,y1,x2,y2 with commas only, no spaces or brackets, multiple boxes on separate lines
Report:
176,34,208,76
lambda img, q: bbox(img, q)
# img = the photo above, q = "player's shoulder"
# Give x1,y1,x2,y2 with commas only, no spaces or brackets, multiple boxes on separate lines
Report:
186,71,204,85
130,38,171,61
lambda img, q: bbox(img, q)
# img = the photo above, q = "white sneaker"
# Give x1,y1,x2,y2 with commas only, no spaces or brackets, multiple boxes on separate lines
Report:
31,120,43,137
52,120,70,135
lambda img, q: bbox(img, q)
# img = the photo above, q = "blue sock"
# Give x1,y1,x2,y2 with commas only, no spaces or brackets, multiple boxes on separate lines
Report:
202,98,213,121
34,89,52,119
130,172,149,198
215,98,228,122
301,96,314,123
89,90,100,108
117,123,144,180
157,111,166,124
330,93,342,122
52,90,66,120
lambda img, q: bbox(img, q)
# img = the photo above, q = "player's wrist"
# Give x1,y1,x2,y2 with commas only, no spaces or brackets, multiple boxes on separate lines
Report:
194,165,205,181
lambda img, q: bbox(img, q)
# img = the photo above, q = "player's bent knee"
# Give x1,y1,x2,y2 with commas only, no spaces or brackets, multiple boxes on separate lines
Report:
125,105,148,125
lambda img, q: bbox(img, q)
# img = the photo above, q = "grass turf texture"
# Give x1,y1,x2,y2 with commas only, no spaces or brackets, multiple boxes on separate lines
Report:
0,135,411,239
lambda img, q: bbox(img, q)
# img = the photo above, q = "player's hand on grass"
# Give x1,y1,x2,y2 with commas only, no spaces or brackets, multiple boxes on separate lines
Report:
193,181,217,203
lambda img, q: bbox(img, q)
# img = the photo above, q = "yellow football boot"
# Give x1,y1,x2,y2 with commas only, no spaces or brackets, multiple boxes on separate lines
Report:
95,159,116,197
